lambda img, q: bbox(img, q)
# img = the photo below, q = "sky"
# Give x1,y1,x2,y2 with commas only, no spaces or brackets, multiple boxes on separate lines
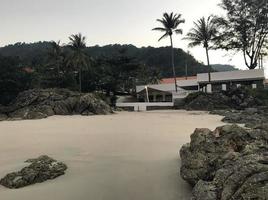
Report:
0,0,267,76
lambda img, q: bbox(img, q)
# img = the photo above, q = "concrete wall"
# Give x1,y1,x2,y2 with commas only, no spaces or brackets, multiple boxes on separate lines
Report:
177,79,198,87
116,102,174,111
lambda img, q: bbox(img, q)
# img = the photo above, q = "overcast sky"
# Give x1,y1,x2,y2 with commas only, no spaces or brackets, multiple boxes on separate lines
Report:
0,0,267,75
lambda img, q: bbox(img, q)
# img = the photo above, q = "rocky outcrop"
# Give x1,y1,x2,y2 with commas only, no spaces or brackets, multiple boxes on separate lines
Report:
180,124,268,200
183,87,266,111
0,113,7,121
0,155,67,189
211,107,268,128
0,89,112,120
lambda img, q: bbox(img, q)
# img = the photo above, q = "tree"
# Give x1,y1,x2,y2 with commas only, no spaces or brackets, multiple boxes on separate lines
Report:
49,41,62,75
68,33,88,92
184,16,217,82
0,56,33,105
47,40,63,86
96,49,141,95
136,64,161,85
215,0,268,69
153,12,185,92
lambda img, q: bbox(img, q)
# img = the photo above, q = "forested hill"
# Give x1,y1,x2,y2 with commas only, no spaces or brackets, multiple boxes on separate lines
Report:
0,42,208,77
211,64,238,72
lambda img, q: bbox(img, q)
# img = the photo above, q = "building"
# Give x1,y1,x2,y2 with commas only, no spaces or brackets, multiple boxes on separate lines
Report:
198,69,265,92
136,69,266,102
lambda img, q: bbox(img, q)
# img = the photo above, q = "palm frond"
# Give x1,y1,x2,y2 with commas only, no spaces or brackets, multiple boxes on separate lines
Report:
158,33,169,41
153,12,185,41
152,27,167,32
175,29,183,34
185,15,218,48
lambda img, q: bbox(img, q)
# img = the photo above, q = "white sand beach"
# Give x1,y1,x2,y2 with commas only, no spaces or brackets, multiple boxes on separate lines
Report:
0,110,225,200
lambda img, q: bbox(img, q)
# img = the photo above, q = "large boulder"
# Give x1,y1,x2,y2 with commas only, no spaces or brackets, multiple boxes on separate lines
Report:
184,92,230,111
180,124,268,199
0,89,112,120
183,87,266,111
0,155,67,189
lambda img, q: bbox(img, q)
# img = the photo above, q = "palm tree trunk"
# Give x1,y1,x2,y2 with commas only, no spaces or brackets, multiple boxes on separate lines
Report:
79,68,82,93
205,47,211,83
57,61,60,87
170,35,178,93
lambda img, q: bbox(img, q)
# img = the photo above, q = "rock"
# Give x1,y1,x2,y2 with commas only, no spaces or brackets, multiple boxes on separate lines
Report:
0,155,67,189
0,114,7,121
0,89,112,121
8,107,48,120
211,108,268,128
180,124,268,200
184,92,230,111
183,87,266,111
244,107,258,114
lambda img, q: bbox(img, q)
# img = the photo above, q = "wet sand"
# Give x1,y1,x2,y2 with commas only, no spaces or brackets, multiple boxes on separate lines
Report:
0,110,225,200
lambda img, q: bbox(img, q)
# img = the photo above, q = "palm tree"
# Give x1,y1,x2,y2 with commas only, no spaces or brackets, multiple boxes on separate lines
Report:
153,12,185,92
184,16,217,83
48,40,63,83
68,33,88,92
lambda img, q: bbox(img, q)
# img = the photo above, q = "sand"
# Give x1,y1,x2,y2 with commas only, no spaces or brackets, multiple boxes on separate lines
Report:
0,110,225,200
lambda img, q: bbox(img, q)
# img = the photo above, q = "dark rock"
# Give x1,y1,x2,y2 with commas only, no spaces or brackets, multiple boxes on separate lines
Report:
0,89,112,121
244,107,258,114
211,108,268,128
183,87,266,111
0,155,67,189
184,92,230,111
0,114,7,121
8,107,48,120
180,124,268,200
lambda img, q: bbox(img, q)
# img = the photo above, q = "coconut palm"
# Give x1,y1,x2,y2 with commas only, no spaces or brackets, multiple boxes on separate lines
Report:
153,12,185,92
68,33,88,92
184,16,217,82
48,40,63,82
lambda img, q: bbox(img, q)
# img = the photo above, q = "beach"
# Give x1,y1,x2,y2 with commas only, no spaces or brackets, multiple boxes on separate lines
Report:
0,110,225,200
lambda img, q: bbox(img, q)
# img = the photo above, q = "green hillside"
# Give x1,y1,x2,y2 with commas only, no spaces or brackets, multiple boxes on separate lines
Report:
0,42,209,78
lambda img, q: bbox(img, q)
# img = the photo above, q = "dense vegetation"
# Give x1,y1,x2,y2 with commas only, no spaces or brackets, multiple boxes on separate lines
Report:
0,42,208,105
0,42,207,77
211,64,238,72
214,0,268,69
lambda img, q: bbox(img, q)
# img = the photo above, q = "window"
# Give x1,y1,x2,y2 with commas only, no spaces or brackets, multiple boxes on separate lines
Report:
165,95,172,102
156,95,163,102
222,84,227,91
207,84,212,93
252,84,257,89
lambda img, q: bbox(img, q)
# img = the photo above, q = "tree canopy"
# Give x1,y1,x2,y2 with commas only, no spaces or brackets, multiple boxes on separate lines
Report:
184,16,218,82
215,0,268,69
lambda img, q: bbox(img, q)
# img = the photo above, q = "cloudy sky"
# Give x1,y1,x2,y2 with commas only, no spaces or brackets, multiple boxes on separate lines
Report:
0,0,267,75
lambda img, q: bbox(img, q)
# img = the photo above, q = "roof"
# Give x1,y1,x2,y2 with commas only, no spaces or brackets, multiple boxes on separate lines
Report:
136,83,176,93
198,69,265,83
137,87,172,94
161,76,197,84
22,67,34,73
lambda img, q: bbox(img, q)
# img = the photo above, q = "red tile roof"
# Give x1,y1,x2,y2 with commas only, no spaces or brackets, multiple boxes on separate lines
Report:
160,76,197,84
22,67,34,73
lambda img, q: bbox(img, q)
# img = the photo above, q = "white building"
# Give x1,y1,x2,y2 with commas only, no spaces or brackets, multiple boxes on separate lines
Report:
136,69,266,102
